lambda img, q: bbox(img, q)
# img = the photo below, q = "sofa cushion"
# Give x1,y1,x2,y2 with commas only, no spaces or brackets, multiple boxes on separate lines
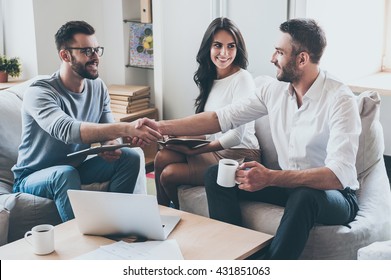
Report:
254,116,280,170
253,76,281,170
357,240,391,260
0,181,12,194
0,90,23,186
178,185,209,217
0,204,10,246
355,91,384,177
0,77,49,187
240,201,283,235
6,75,50,100
5,192,62,242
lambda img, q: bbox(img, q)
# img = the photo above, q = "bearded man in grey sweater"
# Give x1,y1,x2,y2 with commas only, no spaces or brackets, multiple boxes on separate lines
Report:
12,21,161,221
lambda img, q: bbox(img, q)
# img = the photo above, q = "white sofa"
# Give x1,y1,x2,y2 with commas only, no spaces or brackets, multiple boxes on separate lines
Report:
178,77,391,259
0,77,146,245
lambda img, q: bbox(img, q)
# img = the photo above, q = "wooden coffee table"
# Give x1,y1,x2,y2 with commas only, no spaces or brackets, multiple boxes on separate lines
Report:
0,206,272,260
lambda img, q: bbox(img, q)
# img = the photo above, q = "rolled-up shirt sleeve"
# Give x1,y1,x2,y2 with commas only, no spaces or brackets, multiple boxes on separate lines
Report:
325,95,361,190
217,124,245,149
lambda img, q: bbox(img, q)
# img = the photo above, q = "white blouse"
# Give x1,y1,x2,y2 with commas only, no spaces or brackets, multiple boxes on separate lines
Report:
204,68,259,149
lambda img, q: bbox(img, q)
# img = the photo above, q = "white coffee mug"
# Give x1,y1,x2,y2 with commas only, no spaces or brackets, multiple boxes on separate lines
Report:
217,158,239,187
24,224,55,255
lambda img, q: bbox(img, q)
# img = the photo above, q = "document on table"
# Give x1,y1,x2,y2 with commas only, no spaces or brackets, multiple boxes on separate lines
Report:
74,240,184,260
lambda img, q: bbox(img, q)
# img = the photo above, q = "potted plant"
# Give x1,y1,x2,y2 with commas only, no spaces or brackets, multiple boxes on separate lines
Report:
0,55,21,83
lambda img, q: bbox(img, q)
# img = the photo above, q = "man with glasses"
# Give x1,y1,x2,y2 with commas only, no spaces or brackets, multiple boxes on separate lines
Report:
12,21,161,222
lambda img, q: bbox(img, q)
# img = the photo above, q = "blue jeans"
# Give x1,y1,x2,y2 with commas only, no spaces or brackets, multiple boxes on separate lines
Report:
13,148,140,222
204,164,359,259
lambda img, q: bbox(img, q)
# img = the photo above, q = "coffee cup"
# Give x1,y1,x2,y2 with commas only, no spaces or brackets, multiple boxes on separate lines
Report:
24,224,55,255
216,158,239,187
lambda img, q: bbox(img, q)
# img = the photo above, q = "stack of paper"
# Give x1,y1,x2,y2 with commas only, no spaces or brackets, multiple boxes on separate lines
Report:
74,240,184,260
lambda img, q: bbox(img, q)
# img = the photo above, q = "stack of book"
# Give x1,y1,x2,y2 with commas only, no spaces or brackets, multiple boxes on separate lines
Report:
108,84,150,114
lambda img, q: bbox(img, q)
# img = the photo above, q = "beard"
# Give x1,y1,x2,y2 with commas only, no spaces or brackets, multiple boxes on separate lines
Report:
275,57,301,83
70,55,99,80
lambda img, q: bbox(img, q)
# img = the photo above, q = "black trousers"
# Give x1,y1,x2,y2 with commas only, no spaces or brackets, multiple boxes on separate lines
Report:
204,164,359,260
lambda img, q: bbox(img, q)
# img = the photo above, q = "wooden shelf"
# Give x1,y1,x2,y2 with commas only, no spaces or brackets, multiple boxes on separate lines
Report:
0,79,26,90
125,64,153,70
113,107,157,122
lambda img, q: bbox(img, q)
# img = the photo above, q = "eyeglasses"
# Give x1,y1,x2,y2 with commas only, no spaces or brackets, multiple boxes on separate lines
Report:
65,47,104,57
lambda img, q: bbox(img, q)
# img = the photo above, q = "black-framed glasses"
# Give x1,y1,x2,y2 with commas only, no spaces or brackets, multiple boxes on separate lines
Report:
65,47,104,57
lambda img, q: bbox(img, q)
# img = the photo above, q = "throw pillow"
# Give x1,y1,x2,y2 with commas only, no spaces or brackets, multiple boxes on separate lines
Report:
355,90,384,177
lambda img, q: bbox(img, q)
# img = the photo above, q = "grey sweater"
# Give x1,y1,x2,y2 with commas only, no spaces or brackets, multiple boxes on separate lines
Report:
12,72,114,181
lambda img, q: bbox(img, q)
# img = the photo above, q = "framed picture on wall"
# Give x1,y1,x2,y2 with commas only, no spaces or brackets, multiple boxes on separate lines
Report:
128,22,153,69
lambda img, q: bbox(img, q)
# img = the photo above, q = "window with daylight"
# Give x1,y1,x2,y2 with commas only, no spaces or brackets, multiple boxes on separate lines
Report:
293,0,390,84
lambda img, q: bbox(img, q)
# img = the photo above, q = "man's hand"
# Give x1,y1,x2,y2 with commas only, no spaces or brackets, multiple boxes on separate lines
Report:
98,140,122,162
235,161,271,192
135,118,160,132
127,119,162,146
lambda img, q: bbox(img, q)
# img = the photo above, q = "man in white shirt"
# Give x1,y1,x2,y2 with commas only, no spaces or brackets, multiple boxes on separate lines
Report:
137,18,360,259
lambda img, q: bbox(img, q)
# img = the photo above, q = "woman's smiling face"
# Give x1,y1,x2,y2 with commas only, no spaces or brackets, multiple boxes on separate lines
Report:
210,29,237,78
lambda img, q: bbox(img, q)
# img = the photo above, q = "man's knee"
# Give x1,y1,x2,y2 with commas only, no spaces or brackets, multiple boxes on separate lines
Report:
120,148,141,168
47,166,81,197
286,187,321,213
290,187,322,202
51,166,79,183
204,164,219,190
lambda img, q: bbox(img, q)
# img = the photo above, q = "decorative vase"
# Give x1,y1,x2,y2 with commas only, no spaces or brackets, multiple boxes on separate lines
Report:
0,71,8,83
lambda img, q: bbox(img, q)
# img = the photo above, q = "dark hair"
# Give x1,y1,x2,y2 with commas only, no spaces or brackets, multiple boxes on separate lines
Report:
193,17,248,113
55,21,95,52
279,18,326,64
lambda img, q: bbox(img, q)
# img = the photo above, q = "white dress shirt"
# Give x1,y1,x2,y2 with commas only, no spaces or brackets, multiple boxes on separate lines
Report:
216,70,361,190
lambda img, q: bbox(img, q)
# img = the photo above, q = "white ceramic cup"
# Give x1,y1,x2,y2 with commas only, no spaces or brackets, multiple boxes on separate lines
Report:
24,224,55,255
216,158,239,187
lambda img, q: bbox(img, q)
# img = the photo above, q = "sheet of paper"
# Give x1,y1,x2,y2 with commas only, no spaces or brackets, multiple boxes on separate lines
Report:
74,240,184,260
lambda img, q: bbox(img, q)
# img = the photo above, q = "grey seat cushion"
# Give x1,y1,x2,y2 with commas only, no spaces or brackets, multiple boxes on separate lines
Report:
0,76,50,186
0,90,23,186
0,204,10,246
0,192,61,242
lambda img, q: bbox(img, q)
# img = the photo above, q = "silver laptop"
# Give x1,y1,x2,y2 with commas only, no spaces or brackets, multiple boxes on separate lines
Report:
67,190,180,241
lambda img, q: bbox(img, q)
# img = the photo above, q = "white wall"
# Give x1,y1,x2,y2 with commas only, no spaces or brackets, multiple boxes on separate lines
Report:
225,0,288,77
153,0,288,120
3,0,131,85
306,0,385,81
32,0,105,76
153,0,212,120
3,0,38,78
